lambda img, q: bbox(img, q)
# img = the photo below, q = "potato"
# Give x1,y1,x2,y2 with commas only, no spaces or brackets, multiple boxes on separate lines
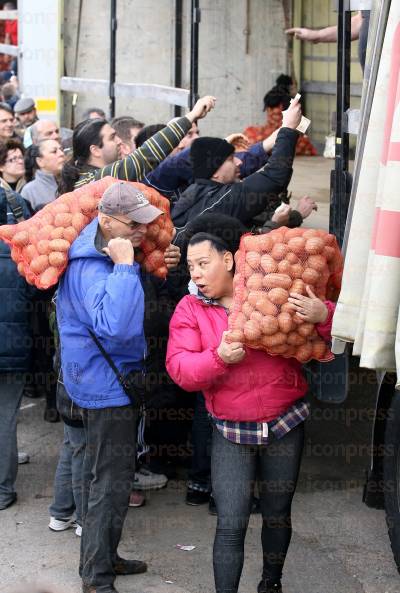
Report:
72,212,88,233
271,242,290,261
37,240,51,255
286,252,299,264
13,231,29,246
287,331,306,346
312,339,328,360
156,229,171,249
261,332,286,347
287,237,306,255
53,202,70,214
146,224,160,241
260,254,277,274
284,228,304,240
30,255,49,274
49,251,68,267
145,250,165,272
277,260,292,275
50,227,65,240
281,301,295,314
39,266,59,289
297,322,315,337
141,239,156,255
270,344,289,355
290,263,303,279
22,244,39,262
302,267,319,285
290,279,305,295
246,273,264,291
244,263,254,278
307,254,327,272
242,301,254,319
305,237,325,255
295,342,313,362
63,226,78,243
255,297,278,316
54,213,73,227
278,311,293,334
303,229,319,240
243,234,270,252
323,246,336,261
262,273,292,290
246,250,261,270
260,314,279,336
268,287,288,305
37,224,54,241
244,319,262,341
49,239,70,252
0,225,16,240
250,310,263,324
247,290,265,307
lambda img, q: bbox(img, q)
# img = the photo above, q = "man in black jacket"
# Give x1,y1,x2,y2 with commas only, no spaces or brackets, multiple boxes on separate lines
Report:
172,97,303,245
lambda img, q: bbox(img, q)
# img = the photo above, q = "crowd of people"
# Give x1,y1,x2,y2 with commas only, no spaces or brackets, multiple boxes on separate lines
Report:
0,69,337,593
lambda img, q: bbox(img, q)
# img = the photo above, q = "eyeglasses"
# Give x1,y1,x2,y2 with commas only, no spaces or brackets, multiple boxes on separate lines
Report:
6,155,24,164
105,213,142,230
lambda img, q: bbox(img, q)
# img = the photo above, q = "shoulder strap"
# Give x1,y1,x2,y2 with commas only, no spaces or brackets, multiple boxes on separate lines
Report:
4,188,25,223
88,329,127,388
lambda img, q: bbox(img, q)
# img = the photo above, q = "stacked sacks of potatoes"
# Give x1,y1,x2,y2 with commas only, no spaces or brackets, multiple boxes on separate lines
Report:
227,227,343,363
0,177,175,289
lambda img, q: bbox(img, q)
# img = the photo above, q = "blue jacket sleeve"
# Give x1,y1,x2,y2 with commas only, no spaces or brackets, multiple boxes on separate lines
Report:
81,262,145,342
144,147,193,197
237,142,269,178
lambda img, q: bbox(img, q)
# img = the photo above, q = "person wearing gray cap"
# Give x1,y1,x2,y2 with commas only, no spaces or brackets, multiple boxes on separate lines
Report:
14,97,38,129
56,181,164,593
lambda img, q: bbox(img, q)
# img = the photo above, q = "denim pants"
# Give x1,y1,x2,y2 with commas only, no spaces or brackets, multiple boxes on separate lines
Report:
80,404,138,588
188,392,212,492
211,422,305,593
49,423,86,524
0,373,25,507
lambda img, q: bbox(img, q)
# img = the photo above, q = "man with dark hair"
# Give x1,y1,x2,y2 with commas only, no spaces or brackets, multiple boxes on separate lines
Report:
81,107,107,121
0,102,16,143
111,116,144,156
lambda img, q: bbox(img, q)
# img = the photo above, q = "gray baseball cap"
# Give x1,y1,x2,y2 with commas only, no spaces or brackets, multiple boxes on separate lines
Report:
14,97,36,114
98,181,163,224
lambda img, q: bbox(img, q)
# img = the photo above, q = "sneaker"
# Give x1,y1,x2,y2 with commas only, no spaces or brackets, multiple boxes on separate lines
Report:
186,488,210,506
48,516,76,531
134,467,168,491
18,451,30,464
257,580,282,593
75,524,82,537
129,490,146,507
0,493,17,510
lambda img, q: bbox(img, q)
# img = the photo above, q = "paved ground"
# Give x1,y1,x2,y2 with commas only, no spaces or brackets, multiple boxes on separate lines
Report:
3,157,400,593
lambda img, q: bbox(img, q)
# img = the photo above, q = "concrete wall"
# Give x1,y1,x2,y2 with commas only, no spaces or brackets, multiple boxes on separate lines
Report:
63,0,289,136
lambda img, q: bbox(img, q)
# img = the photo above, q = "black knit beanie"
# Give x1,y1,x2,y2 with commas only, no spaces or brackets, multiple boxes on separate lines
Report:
190,137,235,179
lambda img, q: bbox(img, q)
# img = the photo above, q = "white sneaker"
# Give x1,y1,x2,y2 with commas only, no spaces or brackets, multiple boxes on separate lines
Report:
75,524,82,537
48,516,75,531
134,467,168,491
18,452,30,464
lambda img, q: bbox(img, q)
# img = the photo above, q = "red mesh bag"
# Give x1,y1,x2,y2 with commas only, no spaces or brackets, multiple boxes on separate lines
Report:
227,227,343,363
0,177,174,289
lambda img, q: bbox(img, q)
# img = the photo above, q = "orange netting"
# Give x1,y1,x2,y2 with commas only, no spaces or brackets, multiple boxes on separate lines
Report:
227,227,343,363
0,177,174,289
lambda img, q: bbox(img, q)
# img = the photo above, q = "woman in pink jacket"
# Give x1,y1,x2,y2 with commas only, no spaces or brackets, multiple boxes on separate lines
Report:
166,217,334,593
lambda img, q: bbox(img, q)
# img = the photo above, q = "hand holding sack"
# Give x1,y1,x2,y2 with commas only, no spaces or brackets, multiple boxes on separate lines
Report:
0,177,174,289
227,227,343,363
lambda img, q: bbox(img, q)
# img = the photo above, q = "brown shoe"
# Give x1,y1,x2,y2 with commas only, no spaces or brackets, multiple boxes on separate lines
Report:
113,556,148,575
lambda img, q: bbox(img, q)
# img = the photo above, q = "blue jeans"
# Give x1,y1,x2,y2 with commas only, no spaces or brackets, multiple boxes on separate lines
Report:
211,422,305,593
0,373,25,507
49,423,86,524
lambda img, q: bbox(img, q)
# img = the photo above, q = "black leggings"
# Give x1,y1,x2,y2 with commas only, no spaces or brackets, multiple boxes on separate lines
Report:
211,422,304,593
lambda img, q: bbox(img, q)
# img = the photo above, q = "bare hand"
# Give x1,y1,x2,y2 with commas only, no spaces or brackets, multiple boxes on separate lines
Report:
288,285,328,323
187,95,217,122
164,243,181,269
285,27,320,43
217,331,246,364
282,96,302,130
225,133,249,152
103,237,134,265
295,196,318,219
271,203,291,226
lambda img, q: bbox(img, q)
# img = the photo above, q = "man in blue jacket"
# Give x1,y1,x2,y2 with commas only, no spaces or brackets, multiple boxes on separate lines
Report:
57,181,164,593
0,188,33,510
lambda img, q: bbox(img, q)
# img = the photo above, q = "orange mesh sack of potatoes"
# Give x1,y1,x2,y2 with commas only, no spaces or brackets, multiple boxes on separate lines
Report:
0,177,174,289
228,227,343,363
